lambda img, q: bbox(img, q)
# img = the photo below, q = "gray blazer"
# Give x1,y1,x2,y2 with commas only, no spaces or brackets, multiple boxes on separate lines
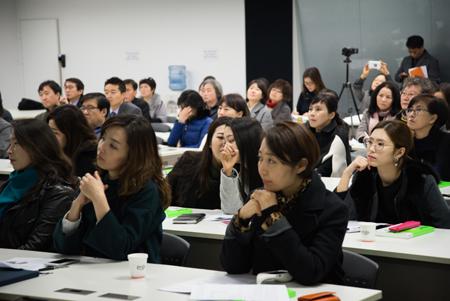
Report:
270,102,292,124
0,118,12,158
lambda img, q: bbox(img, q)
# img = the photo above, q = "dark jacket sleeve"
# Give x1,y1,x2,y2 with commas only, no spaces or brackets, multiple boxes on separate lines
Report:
353,77,365,102
220,218,255,274
395,57,408,83
419,175,450,228
260,199,348,285
20,184,73,250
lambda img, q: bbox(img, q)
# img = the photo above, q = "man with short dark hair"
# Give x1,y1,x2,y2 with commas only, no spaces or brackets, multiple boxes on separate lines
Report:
104,77,141,118
395,35,440,84
124,79,151,121
63,78,84,107
79,93,110,138
35,80,62,122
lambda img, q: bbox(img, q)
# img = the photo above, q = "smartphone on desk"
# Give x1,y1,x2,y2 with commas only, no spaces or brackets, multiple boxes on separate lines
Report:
46,258,79,267
173,213,206,224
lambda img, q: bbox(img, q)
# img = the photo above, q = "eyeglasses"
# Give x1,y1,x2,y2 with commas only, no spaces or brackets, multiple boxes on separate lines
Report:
405,108,429,116
363,138,394,152
80,106,99,112
401,91,417,98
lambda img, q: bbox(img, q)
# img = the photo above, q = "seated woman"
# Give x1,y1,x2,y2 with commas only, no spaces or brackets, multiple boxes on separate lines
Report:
168,117,232,209
307,90,351,177
54,116,171,262
199,78,223,120
220,117,263,214
406,94,450,181
217,94,250,118
353,61,391,112
356,81,401,142
296,67,326,115
336,120,450,228
246,78,273,131
48,105,98,177
167,90,212,148
0,119,75,251
221,121,349,285
266,79,292,124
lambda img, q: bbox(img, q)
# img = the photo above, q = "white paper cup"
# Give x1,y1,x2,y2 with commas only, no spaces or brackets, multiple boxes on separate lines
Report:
127,253,148,279
359,222,376,242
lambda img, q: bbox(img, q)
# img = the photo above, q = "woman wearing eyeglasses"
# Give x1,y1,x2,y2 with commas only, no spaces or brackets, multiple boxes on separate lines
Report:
406,94,450,181
336,120,450,228
355,81,401,143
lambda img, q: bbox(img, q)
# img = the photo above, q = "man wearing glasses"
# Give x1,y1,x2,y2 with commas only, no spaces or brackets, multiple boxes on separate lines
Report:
79,93,110,138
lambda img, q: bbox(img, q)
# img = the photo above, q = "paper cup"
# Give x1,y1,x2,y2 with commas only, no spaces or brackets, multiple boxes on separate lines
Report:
359,222,376,242
127,253,148,279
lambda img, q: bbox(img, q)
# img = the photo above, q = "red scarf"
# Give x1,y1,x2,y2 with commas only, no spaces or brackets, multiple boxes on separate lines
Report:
266,99,278,109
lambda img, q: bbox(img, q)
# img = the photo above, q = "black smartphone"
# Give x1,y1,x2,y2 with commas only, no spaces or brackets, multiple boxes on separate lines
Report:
173,213,206,224
47,258,79,267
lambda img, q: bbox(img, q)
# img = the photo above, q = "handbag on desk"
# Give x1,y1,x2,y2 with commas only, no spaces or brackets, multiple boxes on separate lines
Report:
298,291,340,301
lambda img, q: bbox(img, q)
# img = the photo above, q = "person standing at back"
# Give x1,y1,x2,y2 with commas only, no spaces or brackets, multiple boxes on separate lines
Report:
395,35,440,85
104,77,141,118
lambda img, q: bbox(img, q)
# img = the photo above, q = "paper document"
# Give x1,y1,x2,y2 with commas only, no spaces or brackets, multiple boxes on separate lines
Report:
0,257,56,271
190,284,289,301
204,214,233,222
408,65,428,78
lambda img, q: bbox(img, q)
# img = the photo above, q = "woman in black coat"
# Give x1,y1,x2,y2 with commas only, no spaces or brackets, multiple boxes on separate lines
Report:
0,119,75,251
337,120,450,228
221,121,349,285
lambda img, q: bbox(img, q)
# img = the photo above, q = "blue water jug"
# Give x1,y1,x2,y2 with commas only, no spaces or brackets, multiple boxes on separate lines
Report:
168,65,187,91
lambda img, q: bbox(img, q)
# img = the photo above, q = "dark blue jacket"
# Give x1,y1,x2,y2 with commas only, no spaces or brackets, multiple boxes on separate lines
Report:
167,116,212,148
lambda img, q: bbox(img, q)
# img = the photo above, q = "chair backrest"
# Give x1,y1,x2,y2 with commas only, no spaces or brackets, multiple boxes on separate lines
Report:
151,123,171,132
160,232,190,266
342,249,379,288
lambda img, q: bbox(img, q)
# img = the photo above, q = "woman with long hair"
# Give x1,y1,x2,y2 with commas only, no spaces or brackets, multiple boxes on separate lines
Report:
0,119,75,250
356,81,401,142
54,115,171,262
168,117,232,209
48,105,98,176
337,120,450,227
221,121,349,285
219,117,264,214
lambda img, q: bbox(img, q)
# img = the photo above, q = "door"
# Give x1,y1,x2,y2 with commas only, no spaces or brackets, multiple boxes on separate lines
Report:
20,18,61,100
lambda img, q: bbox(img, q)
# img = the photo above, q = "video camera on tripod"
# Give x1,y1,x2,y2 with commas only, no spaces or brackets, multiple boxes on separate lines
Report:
338,46,361,123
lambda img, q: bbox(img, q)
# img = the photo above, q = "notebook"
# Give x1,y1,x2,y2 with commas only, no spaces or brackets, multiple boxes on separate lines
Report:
375,225,434,239
0,268,39,287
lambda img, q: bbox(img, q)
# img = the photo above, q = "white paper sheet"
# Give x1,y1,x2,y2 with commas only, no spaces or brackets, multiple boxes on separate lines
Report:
0,257,55,271
190,284,289,301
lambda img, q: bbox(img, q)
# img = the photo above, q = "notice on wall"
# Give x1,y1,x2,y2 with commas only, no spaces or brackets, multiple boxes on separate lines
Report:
203,49,218,60
125,51,140,61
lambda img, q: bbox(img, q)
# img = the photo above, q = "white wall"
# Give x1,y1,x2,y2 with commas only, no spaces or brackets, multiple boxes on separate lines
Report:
0,0,23,108
1,0,246,109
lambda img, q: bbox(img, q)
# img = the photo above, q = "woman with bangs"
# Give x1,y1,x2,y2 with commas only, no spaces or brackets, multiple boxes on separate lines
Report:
356,81,401,142
337,120,450,228
217,94,250,119
307,89,351,177
54,115,171,263
266,79,293,124
221,121,349,285
296,67,326,115
246,78,273,131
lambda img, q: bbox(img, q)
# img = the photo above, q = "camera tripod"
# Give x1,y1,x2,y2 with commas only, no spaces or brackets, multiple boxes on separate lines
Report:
338,56,361,122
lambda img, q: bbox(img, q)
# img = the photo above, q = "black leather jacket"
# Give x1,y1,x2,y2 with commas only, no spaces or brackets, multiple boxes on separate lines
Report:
0,179,74,251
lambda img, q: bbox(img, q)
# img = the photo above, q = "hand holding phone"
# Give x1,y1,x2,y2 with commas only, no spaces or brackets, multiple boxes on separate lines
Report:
368,60,381,70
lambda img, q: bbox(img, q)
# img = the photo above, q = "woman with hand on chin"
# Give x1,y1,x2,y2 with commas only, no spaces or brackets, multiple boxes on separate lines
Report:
221,121,349,285
54,115,171,262
219,117,263,214
336,120,450,227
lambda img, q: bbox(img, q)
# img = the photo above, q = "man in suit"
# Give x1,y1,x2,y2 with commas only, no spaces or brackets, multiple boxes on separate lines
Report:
63,77,84,107
124,79,150,121
104,77,142,118
79,92,110,138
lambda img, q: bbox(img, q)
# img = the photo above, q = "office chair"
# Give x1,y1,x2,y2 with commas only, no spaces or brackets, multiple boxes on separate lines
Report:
166,116,177,123
160,232,190,266
151,123,171,132
342,249,379,289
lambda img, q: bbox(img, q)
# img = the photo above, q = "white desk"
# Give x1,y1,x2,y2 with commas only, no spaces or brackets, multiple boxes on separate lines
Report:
155,131,171,143
343,114,363,127
0,249,381,301
8,109,46,120
159,145,200,167
0,159,13,175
